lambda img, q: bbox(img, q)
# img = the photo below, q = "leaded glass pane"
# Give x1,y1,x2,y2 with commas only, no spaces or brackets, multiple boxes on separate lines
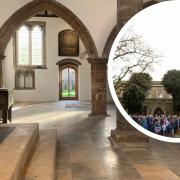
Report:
32,26,43,65
69,68,76,97
17,26,29,65
62,69,69,97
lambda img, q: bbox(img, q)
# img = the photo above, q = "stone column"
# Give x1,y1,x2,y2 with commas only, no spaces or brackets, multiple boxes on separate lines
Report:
117,0,143,30
88,57,108,116
110,0,149,143
0,54,5,88
110,108,148,143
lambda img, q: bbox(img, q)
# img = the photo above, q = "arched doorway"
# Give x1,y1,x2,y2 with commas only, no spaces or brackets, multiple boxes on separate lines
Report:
60,67,77,100
57,59,81,100
153,107,165,116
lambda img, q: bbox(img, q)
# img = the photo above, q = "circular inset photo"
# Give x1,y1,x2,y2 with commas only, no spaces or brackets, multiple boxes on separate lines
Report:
108,0,180,143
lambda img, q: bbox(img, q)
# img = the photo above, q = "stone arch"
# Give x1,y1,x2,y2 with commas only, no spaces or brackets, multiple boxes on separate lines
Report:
102,25,117,58
102,0,160,58
152,106,166,116
143,0,159,9
0,0,98,57
56,59,82,68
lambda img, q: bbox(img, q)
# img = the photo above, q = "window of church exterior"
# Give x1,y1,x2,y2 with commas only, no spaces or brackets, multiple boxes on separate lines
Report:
14,21,46,69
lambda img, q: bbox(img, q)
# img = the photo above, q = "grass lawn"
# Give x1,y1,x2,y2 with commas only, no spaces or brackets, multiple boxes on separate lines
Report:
62,89,75,97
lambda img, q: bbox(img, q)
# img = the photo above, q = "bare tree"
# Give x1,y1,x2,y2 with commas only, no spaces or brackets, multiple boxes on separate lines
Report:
113,28,162,92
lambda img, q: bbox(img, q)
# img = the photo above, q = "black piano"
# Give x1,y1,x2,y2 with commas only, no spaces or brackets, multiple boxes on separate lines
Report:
0,89,14,123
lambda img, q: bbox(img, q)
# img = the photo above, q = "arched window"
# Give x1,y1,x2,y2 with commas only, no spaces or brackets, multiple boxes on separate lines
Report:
57,59,81,100
17,26,29,65
147,91,151,98
157,90,163,98
32,26,43,65
15,22,46,68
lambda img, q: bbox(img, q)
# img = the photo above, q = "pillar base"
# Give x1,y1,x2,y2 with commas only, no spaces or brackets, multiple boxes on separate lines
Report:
110,129,149,143
88,112,110,118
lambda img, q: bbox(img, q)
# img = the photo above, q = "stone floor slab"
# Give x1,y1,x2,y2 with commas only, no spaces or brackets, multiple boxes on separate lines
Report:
23,129,57,180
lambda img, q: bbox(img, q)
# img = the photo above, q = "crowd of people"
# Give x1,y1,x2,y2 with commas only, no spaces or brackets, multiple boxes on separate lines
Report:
131,115,180,137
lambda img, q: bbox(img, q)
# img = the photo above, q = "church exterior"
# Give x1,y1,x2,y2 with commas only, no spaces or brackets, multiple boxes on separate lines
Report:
117,81,173,115
144,81,173,116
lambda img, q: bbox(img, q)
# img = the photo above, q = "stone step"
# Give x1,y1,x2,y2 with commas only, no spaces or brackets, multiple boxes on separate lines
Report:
23,129,57,180
0,123,39,180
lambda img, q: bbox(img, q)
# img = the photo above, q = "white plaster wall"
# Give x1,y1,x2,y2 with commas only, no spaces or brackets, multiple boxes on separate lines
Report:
4,17,91,102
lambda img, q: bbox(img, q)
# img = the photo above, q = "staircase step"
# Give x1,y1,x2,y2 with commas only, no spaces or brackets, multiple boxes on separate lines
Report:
0,123,39,180
23,129,57,180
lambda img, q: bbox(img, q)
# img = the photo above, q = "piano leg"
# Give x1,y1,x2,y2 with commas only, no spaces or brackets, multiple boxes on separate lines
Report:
0,110,2,121
2,110,7,123
8,106,12,123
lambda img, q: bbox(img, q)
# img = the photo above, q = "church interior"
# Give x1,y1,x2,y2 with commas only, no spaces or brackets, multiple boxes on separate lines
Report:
1,0,180,180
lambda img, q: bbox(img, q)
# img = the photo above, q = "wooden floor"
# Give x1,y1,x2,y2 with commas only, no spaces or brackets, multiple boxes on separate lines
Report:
12,101,180,180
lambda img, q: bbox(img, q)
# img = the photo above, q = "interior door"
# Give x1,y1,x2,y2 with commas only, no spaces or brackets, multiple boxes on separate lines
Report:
60,66,78,100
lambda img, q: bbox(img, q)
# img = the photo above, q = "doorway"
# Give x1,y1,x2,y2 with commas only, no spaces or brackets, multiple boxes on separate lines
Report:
153,107,164,116
59,65,78,100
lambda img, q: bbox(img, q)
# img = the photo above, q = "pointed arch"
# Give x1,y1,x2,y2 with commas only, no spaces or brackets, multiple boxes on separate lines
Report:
152,107,165,116
102,25,117,58
0,0,98,57
143,0,159,9
102,0,160,58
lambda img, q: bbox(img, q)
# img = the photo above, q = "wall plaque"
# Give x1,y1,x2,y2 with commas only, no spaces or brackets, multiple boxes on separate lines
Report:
58,30,79,56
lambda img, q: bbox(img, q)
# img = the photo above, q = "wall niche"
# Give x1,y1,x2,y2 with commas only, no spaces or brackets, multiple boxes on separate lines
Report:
15,69,35,90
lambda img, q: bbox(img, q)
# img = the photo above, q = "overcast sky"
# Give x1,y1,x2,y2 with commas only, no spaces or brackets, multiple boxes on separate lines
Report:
111,0,180,81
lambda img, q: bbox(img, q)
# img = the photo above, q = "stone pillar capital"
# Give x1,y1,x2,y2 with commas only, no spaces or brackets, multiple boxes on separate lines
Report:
87,57,108,64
